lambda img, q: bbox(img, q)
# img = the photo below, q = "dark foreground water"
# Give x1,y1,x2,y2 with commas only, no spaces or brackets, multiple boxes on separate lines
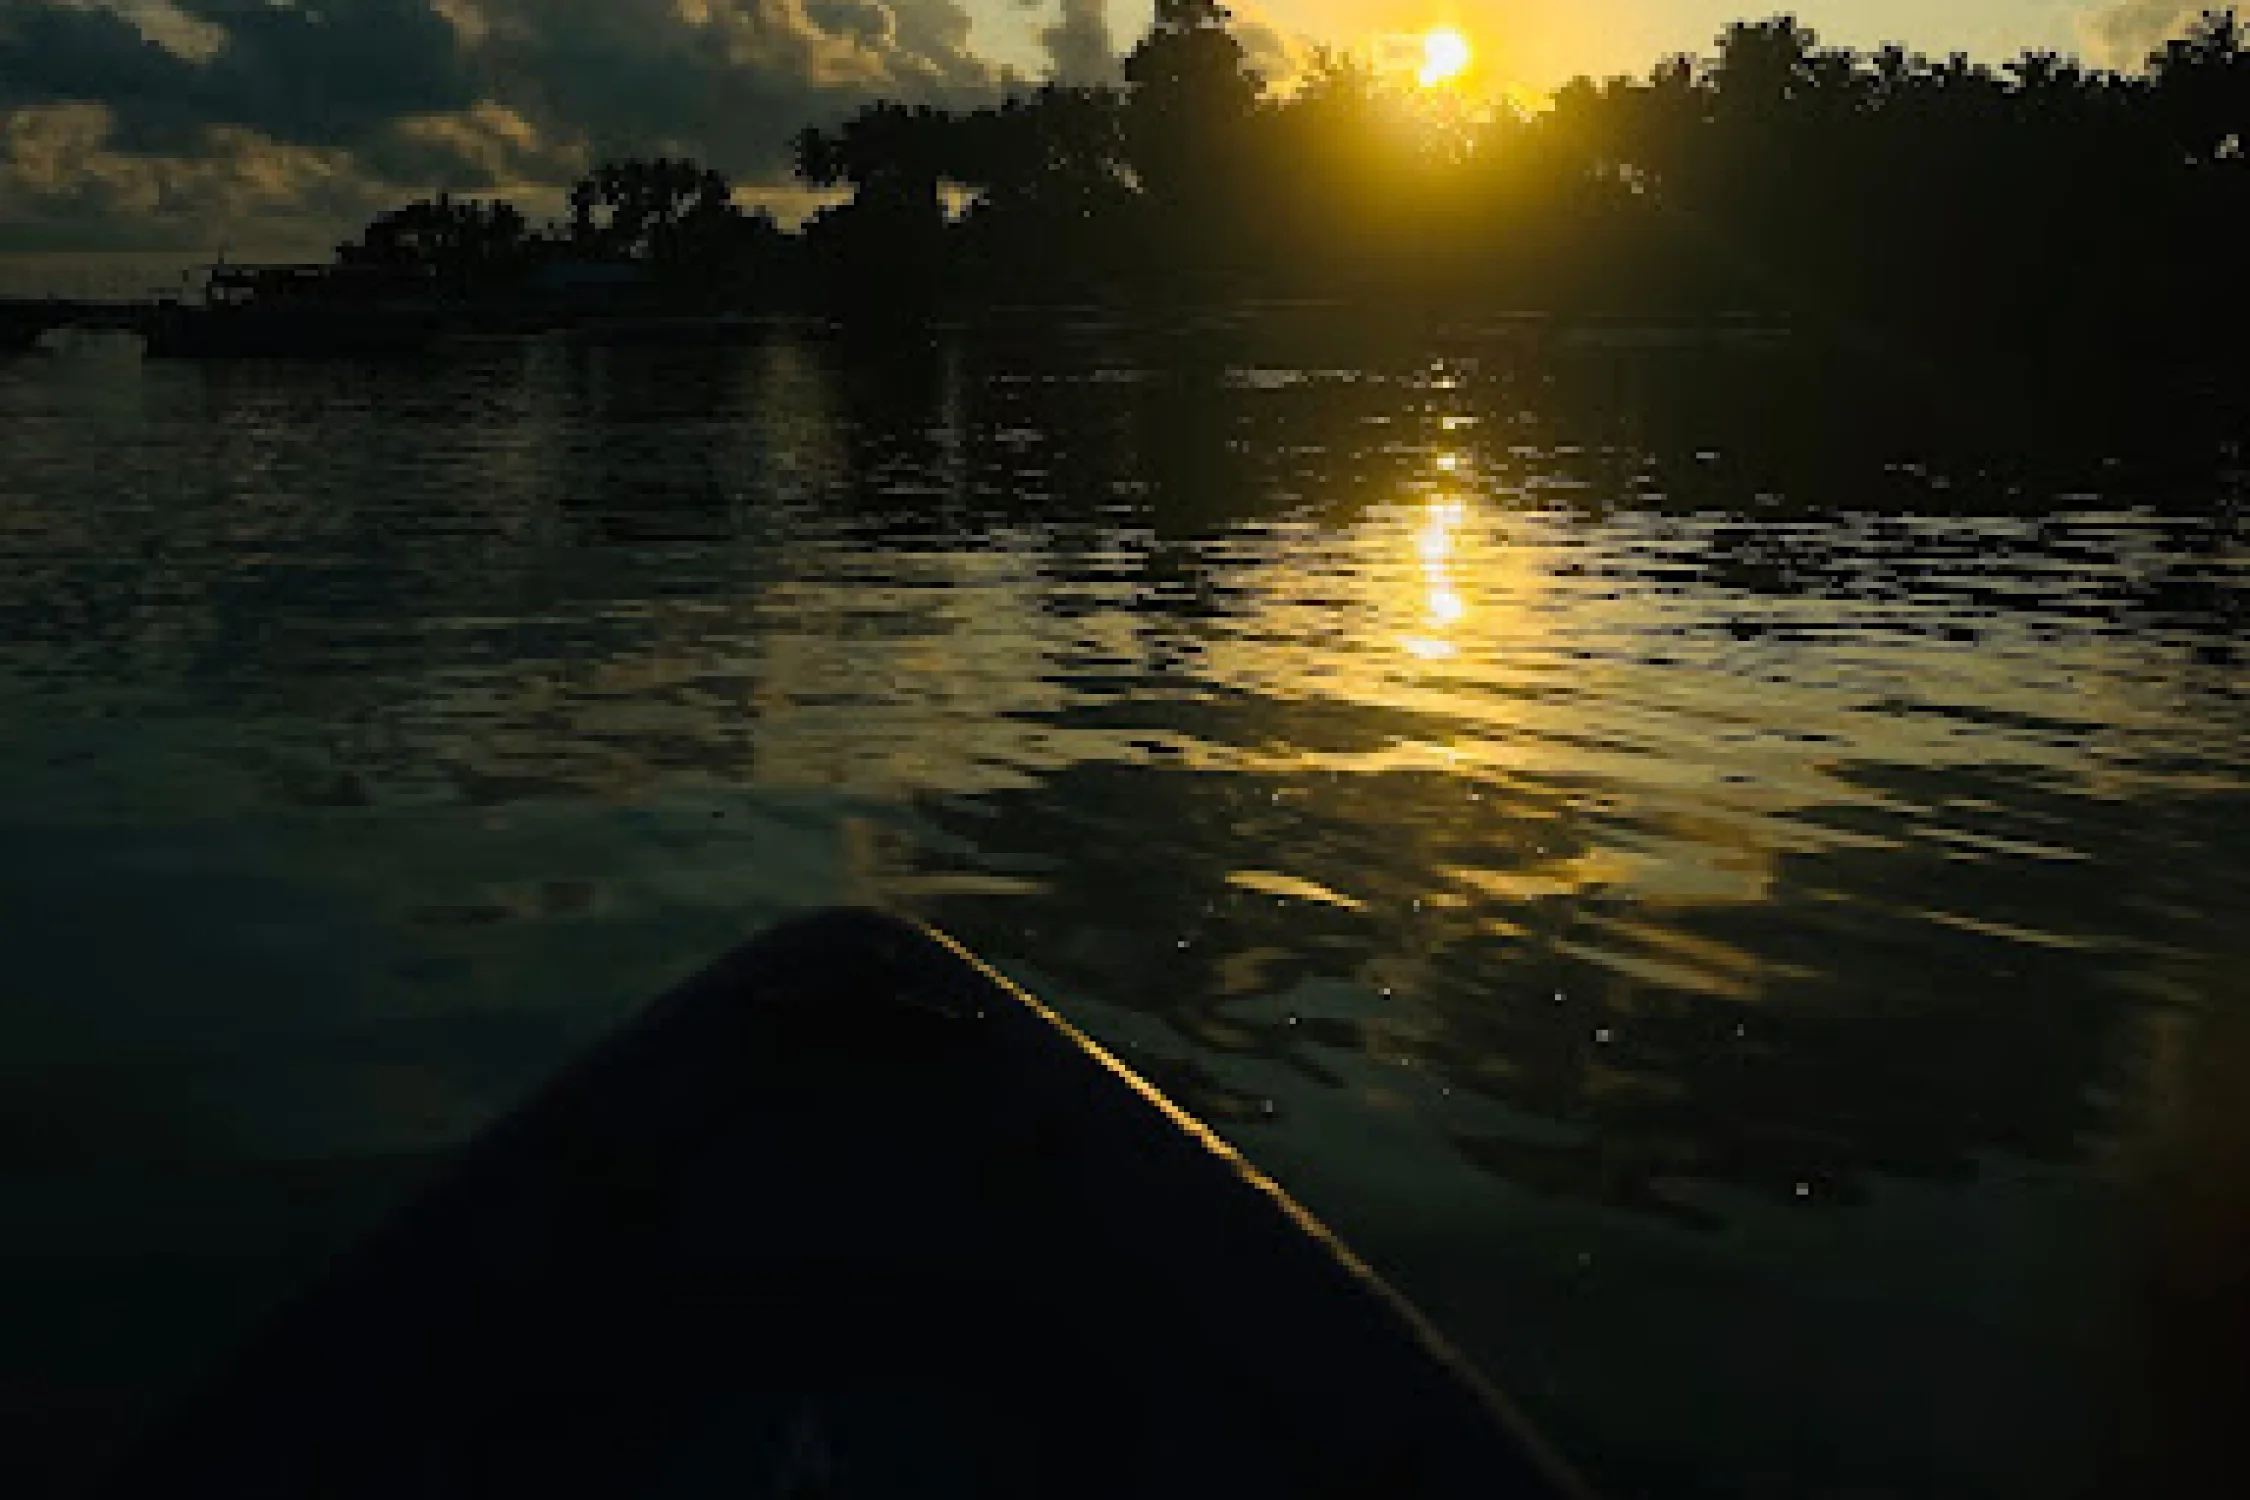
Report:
2,321,2245,1498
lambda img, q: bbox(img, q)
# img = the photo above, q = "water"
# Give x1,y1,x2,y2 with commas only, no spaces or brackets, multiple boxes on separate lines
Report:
2,323,2245,1498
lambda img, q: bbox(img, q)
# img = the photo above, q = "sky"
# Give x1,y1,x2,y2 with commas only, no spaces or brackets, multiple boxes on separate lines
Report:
0,1,2223,258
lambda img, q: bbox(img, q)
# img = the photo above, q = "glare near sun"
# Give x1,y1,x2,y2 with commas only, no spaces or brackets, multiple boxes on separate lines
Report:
1419,27,1472,88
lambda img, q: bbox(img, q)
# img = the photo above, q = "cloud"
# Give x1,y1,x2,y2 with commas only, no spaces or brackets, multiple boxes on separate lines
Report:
359,100,576,195
0,101,401,252
0,0,1014,249
0,2,206,145
2078,1,2210,68
181,0,477,146
1141,0,1310,91
1032,0,1301,88
0,1,477,151
465,0,1003,180
1234,16,1314,90
1041,0,1116,84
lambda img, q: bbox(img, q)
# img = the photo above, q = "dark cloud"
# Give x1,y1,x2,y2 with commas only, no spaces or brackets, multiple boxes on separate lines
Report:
463,0,1005,182
0,2,204,141
1041,0,1115,84
0,0,1012,249
181,0,476,146
2079,1,2208,68
0,1,473,151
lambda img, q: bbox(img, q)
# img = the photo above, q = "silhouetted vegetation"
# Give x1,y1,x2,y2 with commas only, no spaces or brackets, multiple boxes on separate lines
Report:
338,7,2250,361
337,195,532,295
336,157,795,312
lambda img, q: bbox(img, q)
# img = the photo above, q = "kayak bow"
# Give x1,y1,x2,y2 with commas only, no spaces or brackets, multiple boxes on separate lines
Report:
100,908,1592,1499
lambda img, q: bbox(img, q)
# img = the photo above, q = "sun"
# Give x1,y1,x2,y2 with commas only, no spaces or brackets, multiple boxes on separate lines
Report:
1418,27,1472,88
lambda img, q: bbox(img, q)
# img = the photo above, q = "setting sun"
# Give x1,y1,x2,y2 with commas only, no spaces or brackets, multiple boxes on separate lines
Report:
1418,27,1472,88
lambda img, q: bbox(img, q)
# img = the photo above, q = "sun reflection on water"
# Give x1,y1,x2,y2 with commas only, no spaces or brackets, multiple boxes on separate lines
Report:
1404,487,1469,661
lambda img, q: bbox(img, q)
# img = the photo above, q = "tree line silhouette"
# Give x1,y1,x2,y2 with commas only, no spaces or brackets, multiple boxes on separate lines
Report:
337,4,2250,358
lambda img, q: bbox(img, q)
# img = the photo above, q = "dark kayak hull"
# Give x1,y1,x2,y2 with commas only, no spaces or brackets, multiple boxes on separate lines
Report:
98,909,1589,1498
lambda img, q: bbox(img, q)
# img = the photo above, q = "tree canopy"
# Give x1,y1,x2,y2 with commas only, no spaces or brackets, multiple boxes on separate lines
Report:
336,8,2250,360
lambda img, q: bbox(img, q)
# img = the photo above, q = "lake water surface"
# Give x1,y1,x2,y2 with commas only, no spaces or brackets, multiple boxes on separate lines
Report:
2,322,2245,1498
